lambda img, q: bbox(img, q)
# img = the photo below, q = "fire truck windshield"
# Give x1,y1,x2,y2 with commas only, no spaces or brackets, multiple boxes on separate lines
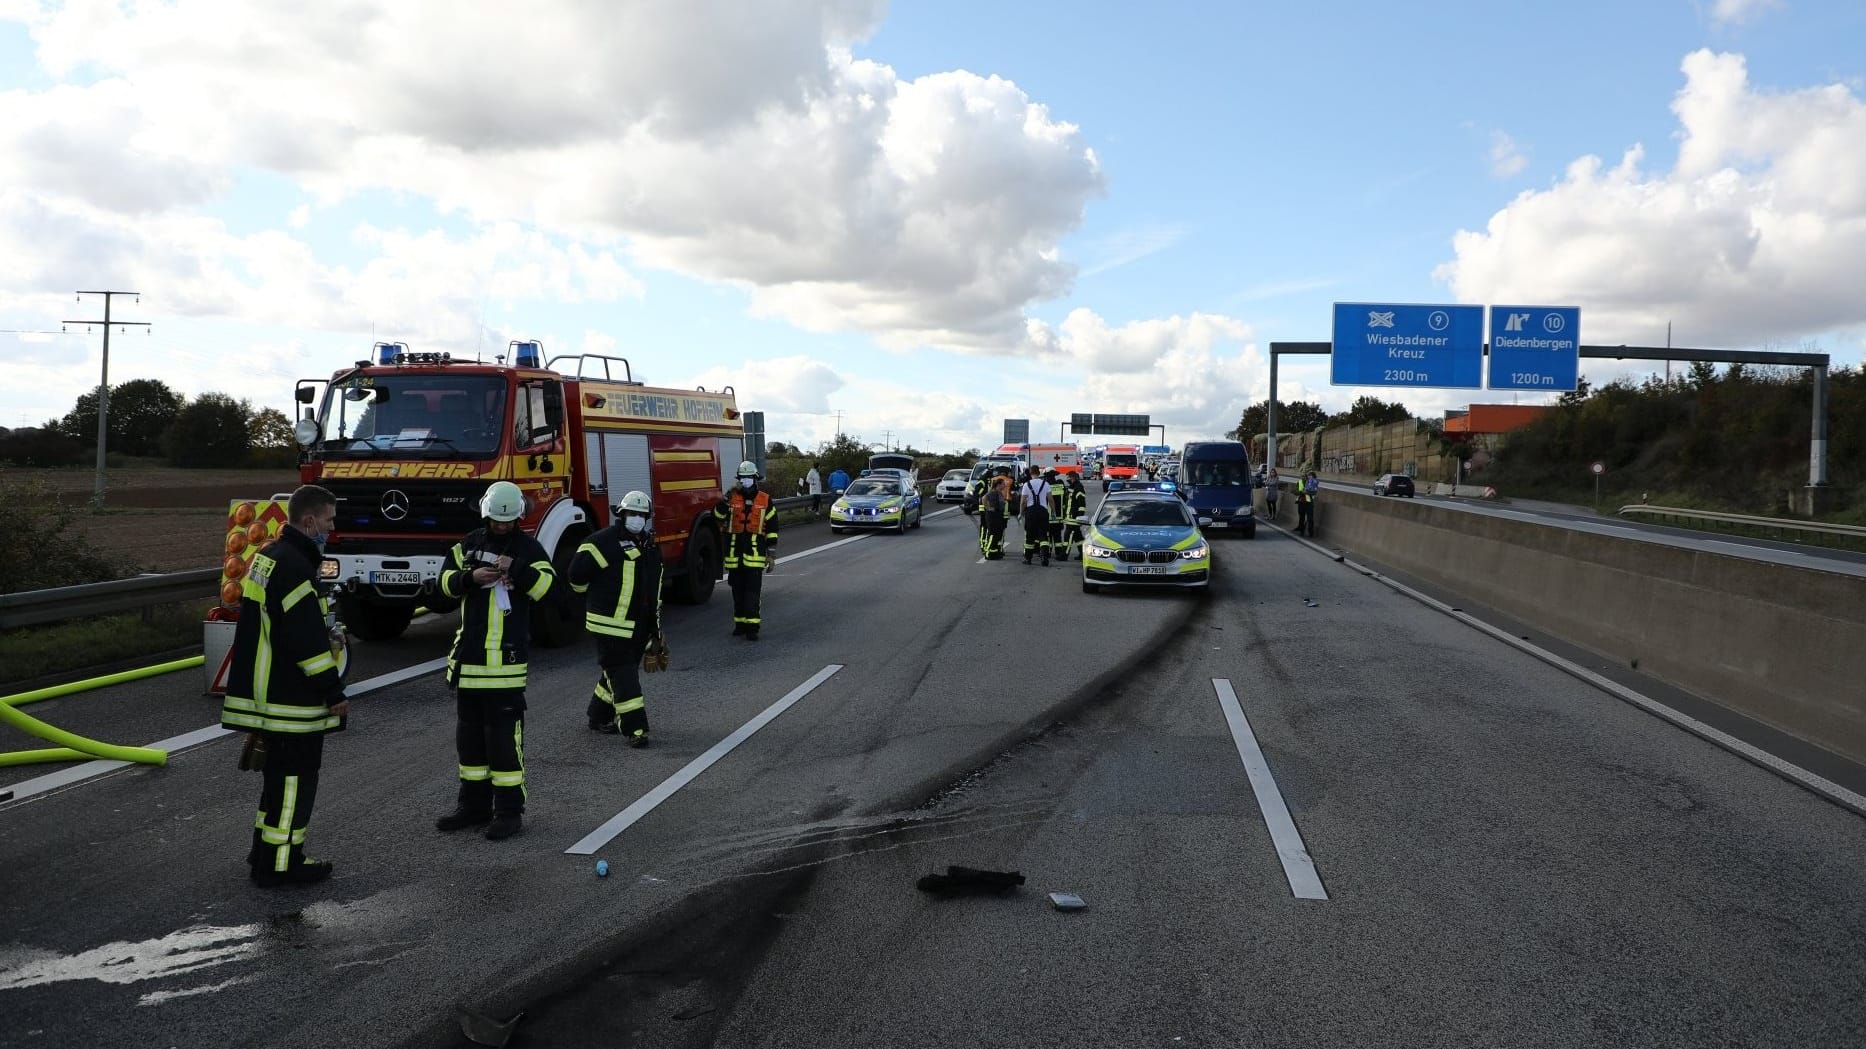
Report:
313,375,507,459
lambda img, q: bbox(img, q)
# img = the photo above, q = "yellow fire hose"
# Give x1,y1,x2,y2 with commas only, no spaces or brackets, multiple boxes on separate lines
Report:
0,655,203,768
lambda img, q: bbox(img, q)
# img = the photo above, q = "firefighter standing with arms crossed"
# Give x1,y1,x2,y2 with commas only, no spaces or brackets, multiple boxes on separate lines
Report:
716,460,778,640
571,490,664,746
432,480,557,841
223,485,349,887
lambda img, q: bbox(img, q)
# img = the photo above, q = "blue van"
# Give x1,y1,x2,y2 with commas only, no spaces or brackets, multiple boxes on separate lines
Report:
1174,441,1256,538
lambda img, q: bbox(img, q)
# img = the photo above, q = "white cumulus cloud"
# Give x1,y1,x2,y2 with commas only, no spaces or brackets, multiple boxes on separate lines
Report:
1489,131,1528,178
2,0,1103,356
1437,50,1866,352
1710,0,1783,28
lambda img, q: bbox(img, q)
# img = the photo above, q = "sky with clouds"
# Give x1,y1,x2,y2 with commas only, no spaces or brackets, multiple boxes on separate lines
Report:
2,0,1863,454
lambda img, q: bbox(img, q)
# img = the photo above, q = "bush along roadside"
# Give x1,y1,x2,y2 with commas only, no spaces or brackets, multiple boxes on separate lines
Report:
0,601,205,688
0,479,146,594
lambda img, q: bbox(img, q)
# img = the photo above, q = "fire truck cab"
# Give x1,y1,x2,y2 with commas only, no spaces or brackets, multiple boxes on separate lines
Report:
292,341,742,645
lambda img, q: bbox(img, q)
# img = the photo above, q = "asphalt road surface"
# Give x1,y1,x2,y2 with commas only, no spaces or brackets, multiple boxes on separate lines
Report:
4,503,1864,1048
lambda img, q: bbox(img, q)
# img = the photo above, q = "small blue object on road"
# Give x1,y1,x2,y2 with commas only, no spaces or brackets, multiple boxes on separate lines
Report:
595,860,609,877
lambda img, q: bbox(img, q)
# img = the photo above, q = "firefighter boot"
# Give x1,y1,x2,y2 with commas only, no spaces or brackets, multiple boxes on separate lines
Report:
484,813,524,841
251,860,334,888
436,780,493,832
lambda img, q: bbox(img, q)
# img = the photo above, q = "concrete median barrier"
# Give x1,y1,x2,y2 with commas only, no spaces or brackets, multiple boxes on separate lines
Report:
1314,489,1866,767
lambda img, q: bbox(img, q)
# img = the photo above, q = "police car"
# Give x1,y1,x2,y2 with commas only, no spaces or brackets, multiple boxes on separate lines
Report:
829,476,923,534
1080,482,1212,594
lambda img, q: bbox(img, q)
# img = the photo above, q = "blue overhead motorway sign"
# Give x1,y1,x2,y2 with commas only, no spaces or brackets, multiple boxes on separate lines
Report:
1488,305,1580,391
1331,302,1484,389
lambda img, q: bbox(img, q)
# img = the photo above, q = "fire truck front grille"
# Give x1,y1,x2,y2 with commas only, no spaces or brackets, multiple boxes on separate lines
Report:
328,481,487,537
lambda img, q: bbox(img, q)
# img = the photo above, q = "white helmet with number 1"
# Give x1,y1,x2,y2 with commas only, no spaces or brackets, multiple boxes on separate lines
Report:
614,490,652,516
479,480,525,522
736,459,760,479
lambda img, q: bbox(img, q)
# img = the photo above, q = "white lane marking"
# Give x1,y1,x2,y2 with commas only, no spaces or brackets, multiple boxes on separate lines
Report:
1311,551,1866,818
1,657,452,809
771,506,958,566
1213,678,1328,900
566,664,844,855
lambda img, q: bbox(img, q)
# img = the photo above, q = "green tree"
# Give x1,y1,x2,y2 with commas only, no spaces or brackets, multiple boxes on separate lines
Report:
166,393,253,467
248,407,296,449
767,441,792,457
1330,395,1413,427
1229,399,1328,440
55,379,185,457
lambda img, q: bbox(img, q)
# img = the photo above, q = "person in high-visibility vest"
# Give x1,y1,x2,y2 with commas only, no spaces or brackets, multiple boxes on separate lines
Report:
223,485,350,887
433,480,557,841
982,472,1011,560
1054,473,1087,560
1297,471,1320,537
571,490,663,746
715,460,778,640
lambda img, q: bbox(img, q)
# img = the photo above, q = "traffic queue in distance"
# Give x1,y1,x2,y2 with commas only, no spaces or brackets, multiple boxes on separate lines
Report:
954,439,1268,595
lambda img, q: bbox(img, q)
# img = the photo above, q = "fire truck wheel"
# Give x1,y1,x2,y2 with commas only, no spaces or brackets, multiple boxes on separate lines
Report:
339,597,414,642
674,526,719,606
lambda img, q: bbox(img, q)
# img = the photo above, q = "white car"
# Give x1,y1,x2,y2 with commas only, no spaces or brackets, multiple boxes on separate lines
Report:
935,469,970,502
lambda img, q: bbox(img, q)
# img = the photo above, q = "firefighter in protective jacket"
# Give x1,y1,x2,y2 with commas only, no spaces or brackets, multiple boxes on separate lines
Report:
714,460,778,640
221,485,349,888
433,480,556,841
570,490,663,746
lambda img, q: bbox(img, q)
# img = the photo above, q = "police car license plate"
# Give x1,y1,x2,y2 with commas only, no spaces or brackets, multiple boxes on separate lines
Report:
1129,566,1171,575
370,571,422,585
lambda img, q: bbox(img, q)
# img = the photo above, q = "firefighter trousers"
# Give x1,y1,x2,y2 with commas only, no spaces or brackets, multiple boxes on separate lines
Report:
1022,507,1051,560
248,731,325,875
455,688,526,815
729,566,765,635
1050,517,1074,557
588,645,648,736
984,512,1007,559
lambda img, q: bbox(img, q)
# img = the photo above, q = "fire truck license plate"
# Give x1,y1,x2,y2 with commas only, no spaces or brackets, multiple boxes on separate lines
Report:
1129,566,1171,575
370,571,423,585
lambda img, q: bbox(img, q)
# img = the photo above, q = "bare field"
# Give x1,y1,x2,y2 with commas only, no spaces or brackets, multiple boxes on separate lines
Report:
5,465,302,509
7,466,300,574
68,508,233,573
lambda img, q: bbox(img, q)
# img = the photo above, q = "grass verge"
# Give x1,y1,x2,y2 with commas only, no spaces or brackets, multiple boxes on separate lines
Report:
0,601,205,687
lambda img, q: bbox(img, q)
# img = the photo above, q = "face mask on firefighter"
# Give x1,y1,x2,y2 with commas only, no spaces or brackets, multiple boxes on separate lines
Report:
739,477,756,490
622,515,649,535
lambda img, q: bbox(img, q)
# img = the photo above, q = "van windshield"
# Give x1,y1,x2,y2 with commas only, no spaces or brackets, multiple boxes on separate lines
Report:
1187,461,1249,486
1106,453,1138,468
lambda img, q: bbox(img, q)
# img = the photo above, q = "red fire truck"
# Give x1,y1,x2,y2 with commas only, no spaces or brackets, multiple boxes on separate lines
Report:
287,341,744,645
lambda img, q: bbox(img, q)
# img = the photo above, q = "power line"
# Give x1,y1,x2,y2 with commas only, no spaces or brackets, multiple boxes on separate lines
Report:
64,291,151,510
0,329,77,335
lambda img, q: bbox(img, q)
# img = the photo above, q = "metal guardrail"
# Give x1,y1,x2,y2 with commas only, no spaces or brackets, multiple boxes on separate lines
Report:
0,569,220,631
1618,504,1866,542
1,478,940,631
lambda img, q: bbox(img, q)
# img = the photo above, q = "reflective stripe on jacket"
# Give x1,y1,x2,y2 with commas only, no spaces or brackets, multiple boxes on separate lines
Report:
220,526,344,735
439,527,555,690
715,489,777,569
568,526,663,641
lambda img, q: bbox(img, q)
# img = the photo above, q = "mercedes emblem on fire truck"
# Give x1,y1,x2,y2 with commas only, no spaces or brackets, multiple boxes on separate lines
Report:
381,489,411,521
